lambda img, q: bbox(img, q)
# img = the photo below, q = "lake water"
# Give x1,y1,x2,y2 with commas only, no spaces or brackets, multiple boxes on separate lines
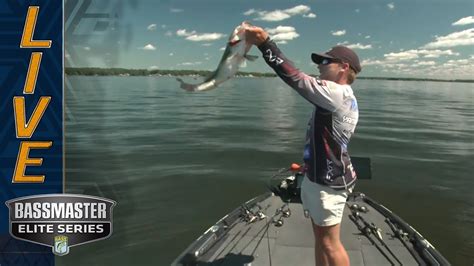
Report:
58,76,473,265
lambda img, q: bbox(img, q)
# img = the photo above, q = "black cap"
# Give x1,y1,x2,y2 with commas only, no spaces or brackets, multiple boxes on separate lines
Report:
311,46,362,73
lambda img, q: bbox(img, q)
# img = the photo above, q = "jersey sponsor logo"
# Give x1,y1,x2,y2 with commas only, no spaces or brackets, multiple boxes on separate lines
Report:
343,115,357,125
326,159,334,179
351,99,358,110
265,49,284,65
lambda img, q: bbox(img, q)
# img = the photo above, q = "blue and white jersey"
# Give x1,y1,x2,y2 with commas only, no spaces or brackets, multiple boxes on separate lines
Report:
259,39,359,190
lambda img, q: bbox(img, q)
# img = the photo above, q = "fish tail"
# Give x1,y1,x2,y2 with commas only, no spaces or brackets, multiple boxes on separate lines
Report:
176,78,197,92
242,21,253,27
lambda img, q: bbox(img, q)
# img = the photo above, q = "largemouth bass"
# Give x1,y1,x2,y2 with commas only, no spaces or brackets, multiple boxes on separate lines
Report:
177,22,258,92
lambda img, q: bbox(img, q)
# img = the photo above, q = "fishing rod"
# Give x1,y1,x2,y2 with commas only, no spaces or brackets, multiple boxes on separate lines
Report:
238,202,290,254
353,211,403,265
213,201,278,260
247,203,291,266
385,218,427,266
359,193,450,265
349,212,396,266
226,202,290,266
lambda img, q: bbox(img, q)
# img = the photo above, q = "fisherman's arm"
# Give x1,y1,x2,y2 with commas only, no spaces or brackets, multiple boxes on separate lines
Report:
246,27,341,111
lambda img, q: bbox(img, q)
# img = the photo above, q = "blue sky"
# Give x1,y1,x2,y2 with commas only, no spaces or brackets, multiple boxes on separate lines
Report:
66,0,474,79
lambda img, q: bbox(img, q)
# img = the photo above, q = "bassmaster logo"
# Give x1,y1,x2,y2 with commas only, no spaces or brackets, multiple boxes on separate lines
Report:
5,194,116,256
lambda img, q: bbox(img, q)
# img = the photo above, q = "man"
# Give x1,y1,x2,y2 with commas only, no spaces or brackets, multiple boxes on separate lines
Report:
245,26,361,266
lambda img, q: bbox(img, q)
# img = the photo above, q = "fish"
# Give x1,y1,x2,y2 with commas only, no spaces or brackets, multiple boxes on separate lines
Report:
177,21,258,92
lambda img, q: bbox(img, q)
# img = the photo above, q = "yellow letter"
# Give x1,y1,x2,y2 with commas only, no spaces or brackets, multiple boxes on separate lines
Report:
23,52,42,94
12,141,53,183
14,96,51,138
20,6,52,48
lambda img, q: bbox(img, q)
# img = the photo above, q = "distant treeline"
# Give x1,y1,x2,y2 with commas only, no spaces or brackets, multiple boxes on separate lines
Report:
65,67,277,77
356,76,474,83
65,67,473,83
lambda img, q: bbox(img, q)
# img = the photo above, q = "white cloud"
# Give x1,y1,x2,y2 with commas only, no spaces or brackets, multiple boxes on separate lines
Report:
147,24,157,31
446,59,469,64
140,44,156,50
365,35,371,39
266,26,299,44
387,3,395,10
83,46,91,51
273,32,299,43
284,5,310,15
266,26,296,34
220,47,226,51
243,9,257,16
409,59,473,79
364,51,474,79
161,25,167,29
355,9,360,13
384,49,459,62
331,30,346,36
176,29,196,37
170,8,183,13
422,28,474,48
383,63,407,69
420,49,459,58
413,61,436,66
370,49,459,68
361,59,384,66
254,5,314,22
186,33,225,42
177,29,225,42
338,42,372,49
148,66,159,70
169,53,174,56
165,31,173,37
257,10,291,21
202,43,213,47
347,43,372,49
452,16,474,26
178,62,202,66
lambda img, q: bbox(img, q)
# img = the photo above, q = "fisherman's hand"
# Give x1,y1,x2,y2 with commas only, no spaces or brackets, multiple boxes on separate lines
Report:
245,26,269,46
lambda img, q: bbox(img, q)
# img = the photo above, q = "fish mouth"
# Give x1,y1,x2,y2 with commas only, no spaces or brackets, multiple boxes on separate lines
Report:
229,39,242,46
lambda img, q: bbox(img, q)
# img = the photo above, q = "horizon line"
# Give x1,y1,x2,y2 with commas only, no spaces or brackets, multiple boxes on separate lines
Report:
64,67,474,83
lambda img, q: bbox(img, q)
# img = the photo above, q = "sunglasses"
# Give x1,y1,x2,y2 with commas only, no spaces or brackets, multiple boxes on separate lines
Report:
319,58,357,73
319,58,344,65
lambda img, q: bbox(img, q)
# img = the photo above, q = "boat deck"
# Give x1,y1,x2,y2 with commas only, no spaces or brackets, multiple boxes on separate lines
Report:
191,194,419,266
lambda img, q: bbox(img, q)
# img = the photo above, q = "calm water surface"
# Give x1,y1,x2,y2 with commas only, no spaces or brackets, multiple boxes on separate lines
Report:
59,76,473,265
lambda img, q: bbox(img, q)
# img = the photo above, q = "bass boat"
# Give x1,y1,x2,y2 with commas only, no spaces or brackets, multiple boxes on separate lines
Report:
172,160,450,266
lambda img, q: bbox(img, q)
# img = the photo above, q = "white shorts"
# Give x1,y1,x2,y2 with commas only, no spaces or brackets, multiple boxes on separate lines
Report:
300,175,352,227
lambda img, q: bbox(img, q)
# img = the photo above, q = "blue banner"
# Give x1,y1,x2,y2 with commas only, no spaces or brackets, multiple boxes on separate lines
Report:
0,1,63,265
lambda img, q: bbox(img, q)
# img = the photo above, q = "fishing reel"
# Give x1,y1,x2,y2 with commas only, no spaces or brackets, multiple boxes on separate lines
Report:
272,205,291,227
241,204,266,224
349,203,369,213
269,163,305,202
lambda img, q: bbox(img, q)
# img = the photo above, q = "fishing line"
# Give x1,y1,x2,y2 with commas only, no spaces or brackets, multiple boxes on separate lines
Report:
265,214,273,266
213,230,244,262
240,203,288,255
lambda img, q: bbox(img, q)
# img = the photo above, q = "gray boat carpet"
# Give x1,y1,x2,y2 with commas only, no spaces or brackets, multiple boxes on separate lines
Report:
200,195,419,266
